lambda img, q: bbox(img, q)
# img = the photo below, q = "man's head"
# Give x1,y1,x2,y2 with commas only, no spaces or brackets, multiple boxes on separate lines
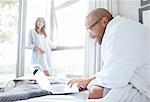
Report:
85,8,113,44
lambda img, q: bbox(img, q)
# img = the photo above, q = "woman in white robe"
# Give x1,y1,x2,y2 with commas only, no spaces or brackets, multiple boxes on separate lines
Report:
27,17,55,76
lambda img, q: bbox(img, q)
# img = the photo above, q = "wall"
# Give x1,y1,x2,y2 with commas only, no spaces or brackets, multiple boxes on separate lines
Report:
118,0,140,21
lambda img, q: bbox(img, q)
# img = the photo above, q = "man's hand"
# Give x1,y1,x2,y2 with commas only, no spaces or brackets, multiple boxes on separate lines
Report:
68,77,95,90
88,86,104,99
68,78,89,90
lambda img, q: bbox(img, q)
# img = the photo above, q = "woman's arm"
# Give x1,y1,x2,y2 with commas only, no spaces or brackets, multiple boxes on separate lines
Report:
26,30,36,49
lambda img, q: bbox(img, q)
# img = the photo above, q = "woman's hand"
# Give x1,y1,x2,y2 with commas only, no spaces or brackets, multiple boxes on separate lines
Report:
34,46,45,54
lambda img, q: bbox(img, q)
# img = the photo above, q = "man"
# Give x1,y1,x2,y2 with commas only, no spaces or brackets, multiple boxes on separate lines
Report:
68,8,150,101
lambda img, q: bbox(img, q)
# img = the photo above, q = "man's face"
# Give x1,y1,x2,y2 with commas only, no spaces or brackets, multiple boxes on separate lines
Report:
85,17,105,44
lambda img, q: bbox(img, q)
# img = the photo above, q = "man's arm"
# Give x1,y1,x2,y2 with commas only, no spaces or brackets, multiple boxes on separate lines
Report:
68,76,104,99
88,85,104,99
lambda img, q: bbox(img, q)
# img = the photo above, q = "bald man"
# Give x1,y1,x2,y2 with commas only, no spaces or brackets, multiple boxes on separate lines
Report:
68,8,150,101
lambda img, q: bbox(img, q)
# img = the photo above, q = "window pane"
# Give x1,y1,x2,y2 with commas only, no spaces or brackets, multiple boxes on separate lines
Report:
0,0,19,82
52,49,84,76
53,0,87,77
54,0,87,46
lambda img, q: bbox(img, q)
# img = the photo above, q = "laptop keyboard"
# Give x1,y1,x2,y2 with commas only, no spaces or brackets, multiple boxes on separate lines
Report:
51,84,65,92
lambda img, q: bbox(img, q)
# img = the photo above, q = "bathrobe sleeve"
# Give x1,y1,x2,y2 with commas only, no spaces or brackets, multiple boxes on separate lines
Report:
26,29,36,49
87,17,148,89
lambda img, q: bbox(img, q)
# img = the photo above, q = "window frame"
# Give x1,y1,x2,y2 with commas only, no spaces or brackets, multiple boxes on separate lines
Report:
16,0,27,77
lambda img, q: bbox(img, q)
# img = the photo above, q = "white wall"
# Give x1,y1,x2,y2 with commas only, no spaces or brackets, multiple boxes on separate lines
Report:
118,0,140,21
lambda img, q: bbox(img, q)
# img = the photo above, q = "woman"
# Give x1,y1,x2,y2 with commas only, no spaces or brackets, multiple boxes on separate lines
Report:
27,17,54,76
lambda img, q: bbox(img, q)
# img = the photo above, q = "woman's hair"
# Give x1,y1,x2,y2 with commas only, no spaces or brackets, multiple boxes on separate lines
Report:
35,17,47,38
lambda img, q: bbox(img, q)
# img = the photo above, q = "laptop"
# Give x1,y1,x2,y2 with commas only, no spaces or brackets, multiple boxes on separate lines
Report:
33,68,79,94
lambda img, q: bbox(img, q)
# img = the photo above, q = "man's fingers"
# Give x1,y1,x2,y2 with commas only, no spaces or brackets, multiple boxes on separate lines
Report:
67,79,74,85
68,80,77,88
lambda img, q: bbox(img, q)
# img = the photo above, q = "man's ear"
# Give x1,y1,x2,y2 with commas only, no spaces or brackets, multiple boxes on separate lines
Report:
100,17,109,27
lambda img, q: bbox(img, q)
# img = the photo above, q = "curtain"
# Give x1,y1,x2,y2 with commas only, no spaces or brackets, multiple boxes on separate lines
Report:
84,0,119,77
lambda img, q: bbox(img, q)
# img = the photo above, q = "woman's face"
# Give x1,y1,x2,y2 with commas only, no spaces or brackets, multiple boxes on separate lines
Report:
36,18,45,29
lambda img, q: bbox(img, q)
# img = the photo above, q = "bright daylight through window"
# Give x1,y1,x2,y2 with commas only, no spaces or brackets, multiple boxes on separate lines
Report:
0,0,19,84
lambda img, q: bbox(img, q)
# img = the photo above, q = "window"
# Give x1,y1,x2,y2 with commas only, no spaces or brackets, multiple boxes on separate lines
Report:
0,0,19,83
24,0,88,77
52,0,87,77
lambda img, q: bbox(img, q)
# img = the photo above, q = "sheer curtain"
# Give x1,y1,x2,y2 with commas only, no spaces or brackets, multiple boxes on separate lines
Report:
84,0,119,77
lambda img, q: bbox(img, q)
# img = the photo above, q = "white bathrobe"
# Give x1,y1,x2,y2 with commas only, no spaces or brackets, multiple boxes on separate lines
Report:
87,16,150,102
27,29,55,70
